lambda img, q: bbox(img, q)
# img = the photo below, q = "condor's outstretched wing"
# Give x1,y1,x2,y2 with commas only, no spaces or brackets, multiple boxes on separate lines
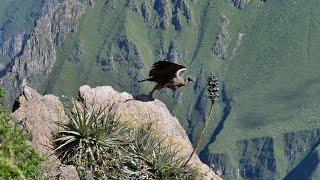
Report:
148,61,186,84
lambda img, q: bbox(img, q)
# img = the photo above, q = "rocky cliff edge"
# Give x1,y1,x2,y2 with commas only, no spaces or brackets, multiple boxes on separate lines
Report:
10,85,221,180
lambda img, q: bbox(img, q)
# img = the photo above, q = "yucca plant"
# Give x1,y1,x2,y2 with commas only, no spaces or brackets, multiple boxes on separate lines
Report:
124,124,199,179
184,73,220,166
54,99,128,178
54,98,201,179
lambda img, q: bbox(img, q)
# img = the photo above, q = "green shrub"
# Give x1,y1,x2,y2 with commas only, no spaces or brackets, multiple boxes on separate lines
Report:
54,99,200,179
125,124,199,179
0,89,45,179
54,99,128,178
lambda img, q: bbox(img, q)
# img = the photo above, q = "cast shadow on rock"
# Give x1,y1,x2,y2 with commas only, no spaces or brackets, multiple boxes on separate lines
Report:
124,94,155,103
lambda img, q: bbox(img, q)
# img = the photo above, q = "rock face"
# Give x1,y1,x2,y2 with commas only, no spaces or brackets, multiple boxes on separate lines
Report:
10,86,79,179
213,15,230,59
237,137,276,179
0,0,85,107
10,85,221,180
154,0,170,29
78,85,221,180
229,0,251,9
152,0,192,30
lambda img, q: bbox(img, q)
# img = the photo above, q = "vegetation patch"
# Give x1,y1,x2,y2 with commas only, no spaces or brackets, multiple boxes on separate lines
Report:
0,89,45,179
54,98,199,179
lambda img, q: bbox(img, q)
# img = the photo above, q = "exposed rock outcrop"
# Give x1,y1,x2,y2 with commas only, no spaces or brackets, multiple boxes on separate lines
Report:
230,32,245,60
236,137,276,179
0,0,85,107
10,85,221,180
79,85,221,180
284,128,320,170
229,0,251,9
172,14,182,30
126,0,140,12
97,36,143,84
172,0,192,24
154,0,170,29
213,15,230,59
141,2,151,22
153,0,192,30
166,42,183,63
11,86,79,179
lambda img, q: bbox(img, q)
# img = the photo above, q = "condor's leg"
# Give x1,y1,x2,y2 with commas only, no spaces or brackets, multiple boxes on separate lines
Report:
149,84,162,97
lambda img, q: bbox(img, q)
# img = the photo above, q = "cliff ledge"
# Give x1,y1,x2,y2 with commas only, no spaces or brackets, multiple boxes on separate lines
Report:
11,85,221,179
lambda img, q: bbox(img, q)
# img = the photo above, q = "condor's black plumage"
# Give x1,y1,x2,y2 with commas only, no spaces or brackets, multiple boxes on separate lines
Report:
140,61,195,97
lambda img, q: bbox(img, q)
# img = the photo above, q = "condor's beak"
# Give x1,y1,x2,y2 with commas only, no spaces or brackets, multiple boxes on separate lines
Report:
188,76,196,83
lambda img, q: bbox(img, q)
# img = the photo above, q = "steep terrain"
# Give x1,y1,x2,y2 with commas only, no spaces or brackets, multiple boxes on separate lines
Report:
0,0,85,105
11,85,220,179
1,0,320,179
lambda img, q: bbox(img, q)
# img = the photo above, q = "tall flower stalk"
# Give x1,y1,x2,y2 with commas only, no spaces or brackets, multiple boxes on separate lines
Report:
184,73,220,166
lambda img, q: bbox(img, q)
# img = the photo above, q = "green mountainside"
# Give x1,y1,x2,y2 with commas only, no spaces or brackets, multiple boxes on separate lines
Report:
0,0,44,64
1,0,320,179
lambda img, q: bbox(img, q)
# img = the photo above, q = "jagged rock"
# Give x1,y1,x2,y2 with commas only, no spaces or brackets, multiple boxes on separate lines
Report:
172,0,192,24
221,14,230,28
141,2,151,21
51,0,85,45
78,85,221,180
10,86,79,179
0,0,85,107
166,42,182,63
284,128,320,167
205,153,238,179
229,0,251,9
213,15,230,59
98,57,113,71
152,0,192,30
87,0,94,7
154,0,170,29
230,32,245,60
10,85,221,179
236,137,276,179
172,14,182,30
97,37,142,84
126,0,140,12
213,29,228,59
104,0,116,10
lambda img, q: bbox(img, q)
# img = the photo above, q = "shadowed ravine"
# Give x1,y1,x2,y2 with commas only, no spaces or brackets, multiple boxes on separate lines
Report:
284,140,320,180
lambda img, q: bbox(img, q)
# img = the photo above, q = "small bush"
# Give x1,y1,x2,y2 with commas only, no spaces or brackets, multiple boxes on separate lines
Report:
54,99,128,178
54,98,200,179
0,89,45,179
124,124,199,179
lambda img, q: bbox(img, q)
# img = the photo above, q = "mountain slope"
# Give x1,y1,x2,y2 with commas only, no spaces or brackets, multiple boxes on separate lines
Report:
1,0,320,179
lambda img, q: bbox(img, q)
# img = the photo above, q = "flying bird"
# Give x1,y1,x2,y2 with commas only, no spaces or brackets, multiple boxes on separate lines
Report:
139,61,195,97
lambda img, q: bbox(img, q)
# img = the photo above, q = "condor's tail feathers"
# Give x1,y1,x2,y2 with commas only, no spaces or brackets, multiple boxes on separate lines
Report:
138,78,152,83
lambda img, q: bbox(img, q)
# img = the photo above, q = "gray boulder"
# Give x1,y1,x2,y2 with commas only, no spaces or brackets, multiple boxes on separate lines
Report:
11,86,79,179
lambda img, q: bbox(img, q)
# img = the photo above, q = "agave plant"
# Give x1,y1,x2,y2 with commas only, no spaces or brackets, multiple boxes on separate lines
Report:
54,99,128,176
123,124,199,179
54,98,201,179
184,73,220,166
